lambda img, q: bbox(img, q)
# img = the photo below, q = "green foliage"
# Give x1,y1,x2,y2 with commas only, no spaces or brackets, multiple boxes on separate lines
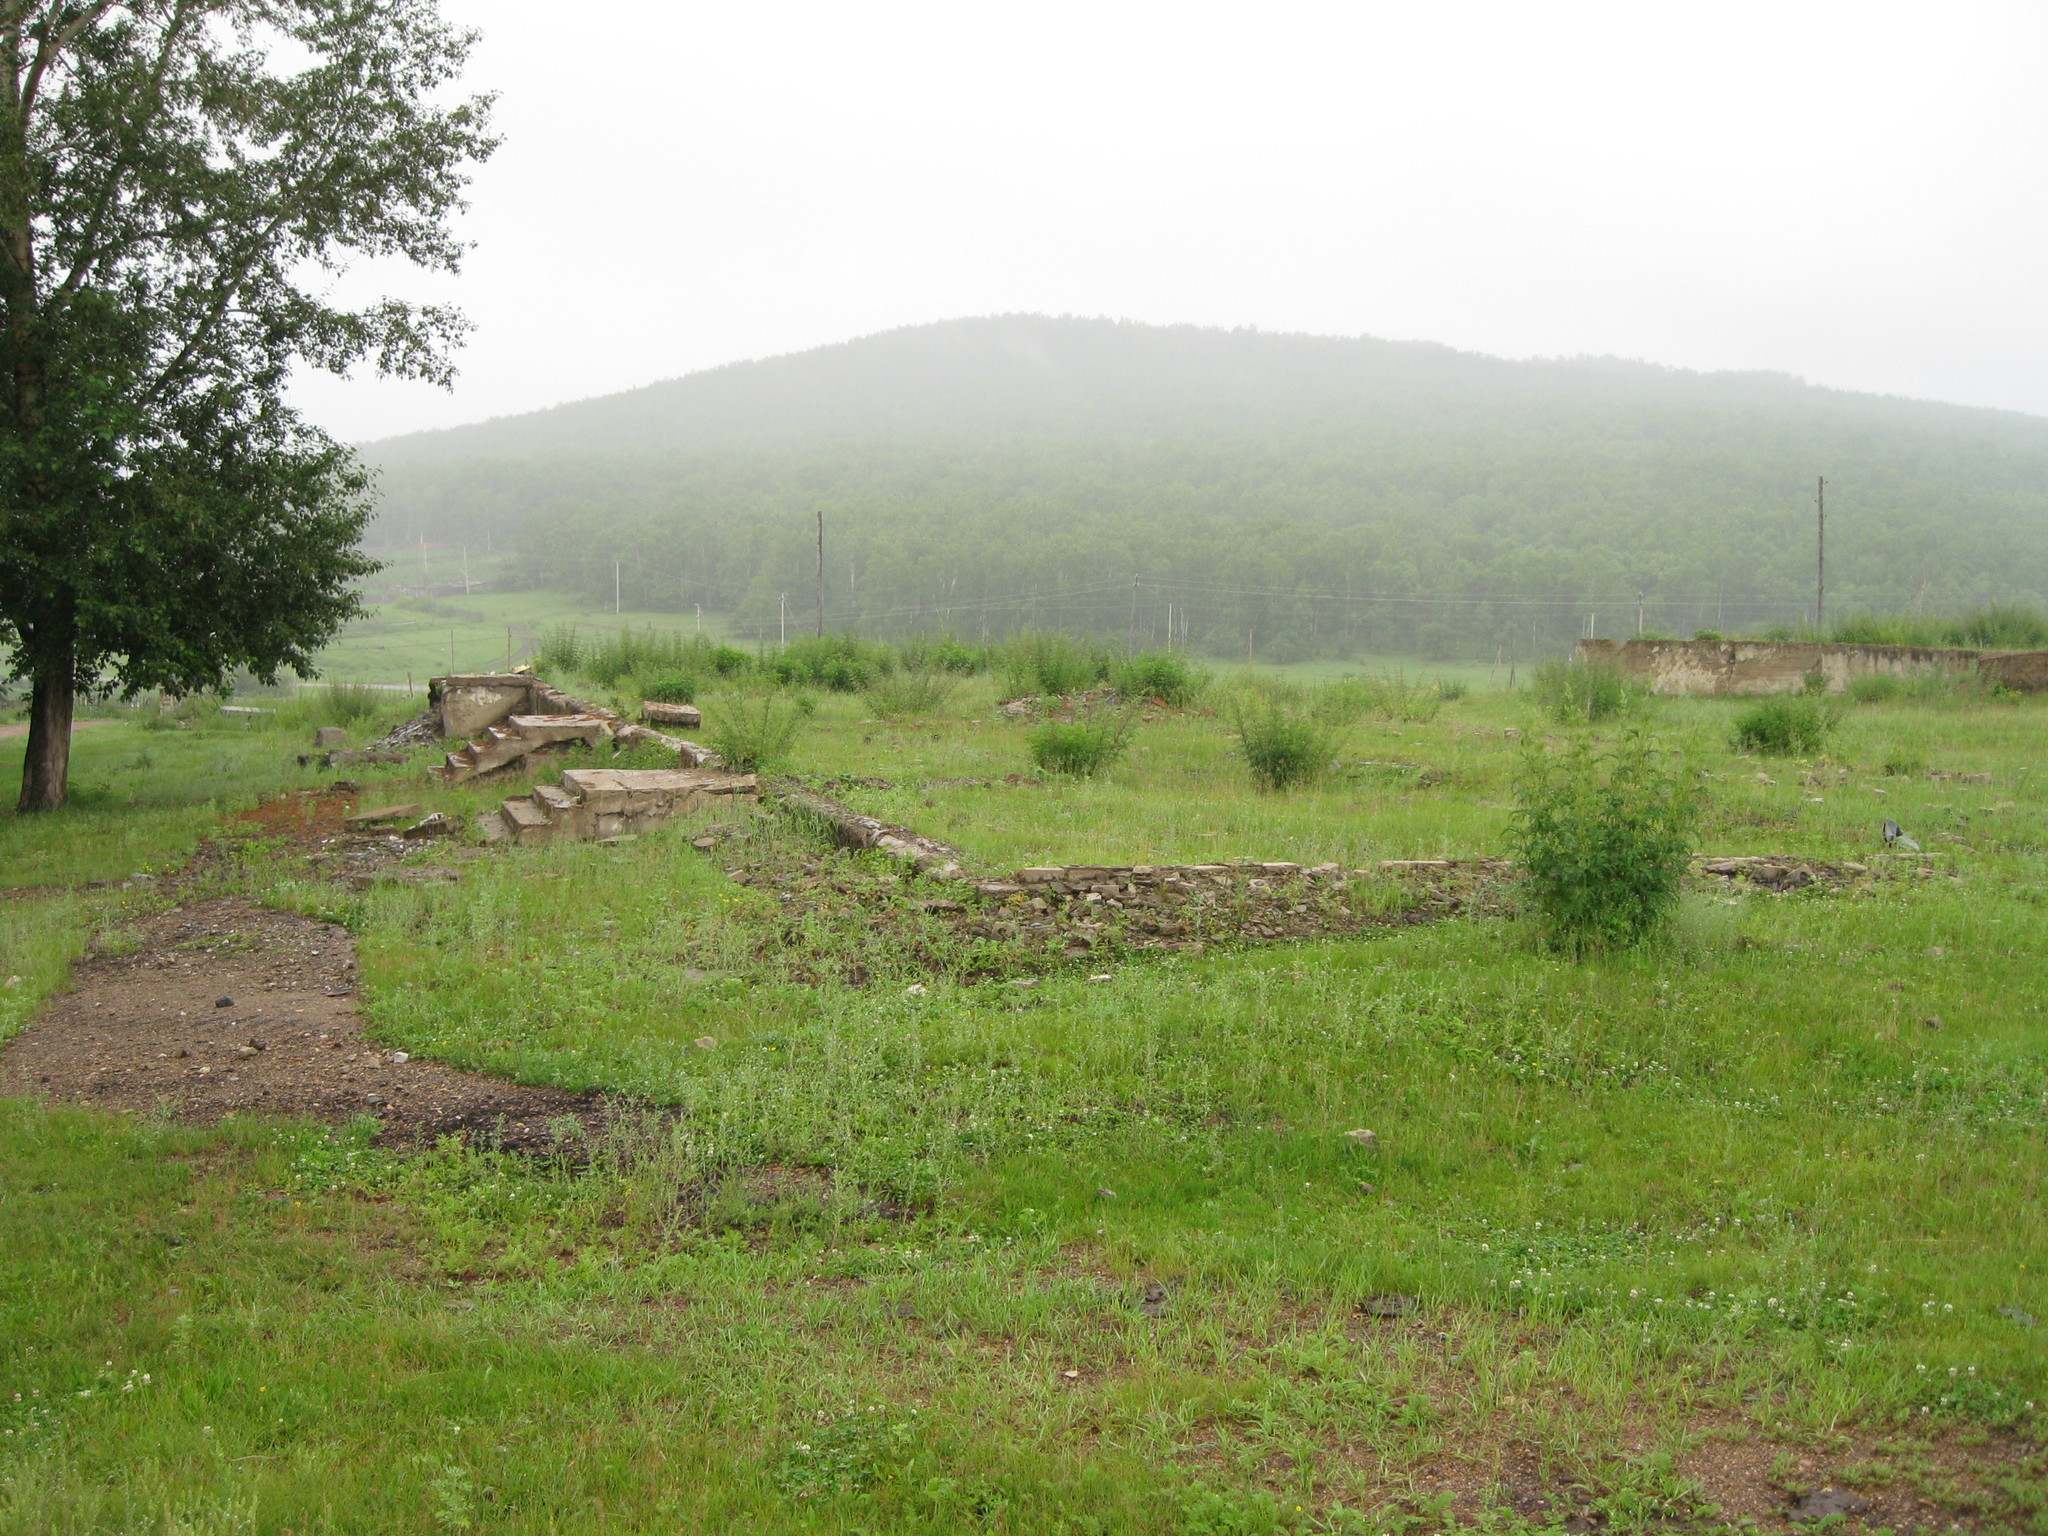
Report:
705,691,807,772
1113,650,1206,706
997,630,1114,698
767,634,895,692
1228,681,1352,791
318,682,387,723
863,669,957,720
1733,695,1836,755
1,2,495,809
897,633,987,674
639,671,700,705
1531,658,1645,724
1324,669,1450,723
1026,711,1134,776
1509,734,1699,955
1691,629,1723,641
1831,605,2048,650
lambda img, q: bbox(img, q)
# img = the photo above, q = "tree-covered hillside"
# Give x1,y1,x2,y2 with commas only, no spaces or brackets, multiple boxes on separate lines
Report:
364,316,2048,660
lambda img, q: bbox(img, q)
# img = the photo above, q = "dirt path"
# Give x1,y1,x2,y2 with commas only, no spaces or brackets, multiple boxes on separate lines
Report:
1,791,611,1148
0,718,114,741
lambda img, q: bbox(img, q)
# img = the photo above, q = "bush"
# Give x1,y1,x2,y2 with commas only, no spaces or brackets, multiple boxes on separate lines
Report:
537,625,735,690
768,635,894,692
640,671,699,705
706,692,806,772
1831,605,2048,650
1691,629,1723,642
863,670,957,720
1026,712,1134,776
996,631,1113,698
1434,677,1470,703
319,681,385,723
897,633,985,674
1732,695,1835,755
1845,672,1903,704
1113,650,1205,707
1509,734,1699,956
1530,659,1644,724
1229,683,1351,791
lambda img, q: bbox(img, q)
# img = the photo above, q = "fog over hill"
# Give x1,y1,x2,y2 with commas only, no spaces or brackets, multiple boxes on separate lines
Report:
365,316,2048,659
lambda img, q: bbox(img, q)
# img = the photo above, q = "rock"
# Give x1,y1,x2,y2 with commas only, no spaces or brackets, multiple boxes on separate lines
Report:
400,812,455,840
314,726,348,748
693,1036,717,1050
1138,1280,1170,1317
1358,1293,1417,1318
1096,1187,1117,1201
214,996,234,1008
390,1051,410,1065
1998,1305,2037,1327
1922,1015,1945,1030
1087,973,1114,983
1788,1489,1866,1524
903,983,929,997
1344,1128,1378,1147
345,802,421,828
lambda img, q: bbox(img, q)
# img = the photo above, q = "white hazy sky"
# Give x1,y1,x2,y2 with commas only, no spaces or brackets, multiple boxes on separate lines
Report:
290,0,2048,444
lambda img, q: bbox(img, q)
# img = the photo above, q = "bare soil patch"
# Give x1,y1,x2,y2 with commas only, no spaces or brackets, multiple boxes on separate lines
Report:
0,717,114,742
0,893,605,1149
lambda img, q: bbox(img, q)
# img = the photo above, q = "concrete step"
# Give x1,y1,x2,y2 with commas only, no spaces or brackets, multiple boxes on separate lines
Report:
532,782,582,813
475,810,510,842
444,751,477,784
509,713,609,746
500,796,554,847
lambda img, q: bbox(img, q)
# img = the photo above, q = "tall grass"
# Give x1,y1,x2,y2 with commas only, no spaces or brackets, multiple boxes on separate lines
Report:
1732,695,1836,755
1829,605,2048,650
705,691,807,772
996,631,1114,698
863,670,958,721
1227,679,1355,791
1113,651,1207,707
1026,711,1134,776
1530,658,1646,725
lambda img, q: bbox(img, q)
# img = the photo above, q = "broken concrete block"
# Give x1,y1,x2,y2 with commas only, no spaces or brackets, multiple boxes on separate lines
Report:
345,802,421,828
641,700,702,728
314,726,348,748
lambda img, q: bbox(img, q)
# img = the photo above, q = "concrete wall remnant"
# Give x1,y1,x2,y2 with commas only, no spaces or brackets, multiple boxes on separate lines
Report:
1575,638,2048,695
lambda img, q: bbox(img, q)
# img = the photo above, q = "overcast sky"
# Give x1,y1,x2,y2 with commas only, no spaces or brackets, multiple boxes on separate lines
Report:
290,0,2048,444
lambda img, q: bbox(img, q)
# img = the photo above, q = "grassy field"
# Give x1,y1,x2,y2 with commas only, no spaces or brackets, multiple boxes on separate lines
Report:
2,674,2045,1533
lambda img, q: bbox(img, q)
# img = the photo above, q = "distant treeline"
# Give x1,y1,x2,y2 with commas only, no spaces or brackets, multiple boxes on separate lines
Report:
363,317,2048,661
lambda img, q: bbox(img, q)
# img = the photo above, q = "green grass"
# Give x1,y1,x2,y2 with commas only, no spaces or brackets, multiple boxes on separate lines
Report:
3,676,2047,1530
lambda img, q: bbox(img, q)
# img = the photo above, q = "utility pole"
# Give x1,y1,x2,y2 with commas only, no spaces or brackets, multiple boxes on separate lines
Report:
1128,575,1140,654
613,560,621,615
780,592,787,646
1814,475,1826,634
815,509,826,638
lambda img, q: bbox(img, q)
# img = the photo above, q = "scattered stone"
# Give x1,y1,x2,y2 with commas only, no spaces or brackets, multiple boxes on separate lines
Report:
1922,1015,1945,1030
693,1036,717,1050
401,812,455,840
1927,945,1946,958
1087,973,1113,983
1358,1294,1417,1318
1096,1187,1117,1201
904,982,929,997
1998,1305,2037,1327
214,996,234,1009
891,1301,919,1320
1138,1280,1170,1317
390,1051,410,1065
313,726,348,749
1344,1128,1378,1147
1788,1489,1867,1524
345,803,421,828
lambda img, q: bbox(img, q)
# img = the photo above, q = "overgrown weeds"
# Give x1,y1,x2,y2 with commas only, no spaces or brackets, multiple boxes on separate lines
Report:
1509,733,1699,956
1027,710,1134,776
863,670,958,721
1530,658,1647,724
707,691,808,772
1228,680,1353,790
1112,650,1206,707
996,630,1113,698
1733,695,1836,755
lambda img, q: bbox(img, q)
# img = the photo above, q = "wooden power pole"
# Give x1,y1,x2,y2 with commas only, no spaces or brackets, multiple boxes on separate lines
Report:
815,509,826,638
1815,475,1826,633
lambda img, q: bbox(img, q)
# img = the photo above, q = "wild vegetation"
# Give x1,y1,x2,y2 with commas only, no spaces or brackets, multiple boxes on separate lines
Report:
362,318,2048,662
2,656,2045,1531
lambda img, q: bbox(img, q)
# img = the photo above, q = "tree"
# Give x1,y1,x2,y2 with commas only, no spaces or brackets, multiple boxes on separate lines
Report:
0,0,496,810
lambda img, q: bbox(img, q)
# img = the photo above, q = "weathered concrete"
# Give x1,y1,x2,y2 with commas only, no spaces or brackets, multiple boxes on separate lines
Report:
641,700,703,728
479,767,761,846
1574,638,2048,695
313,726,348,748
432,674,535,737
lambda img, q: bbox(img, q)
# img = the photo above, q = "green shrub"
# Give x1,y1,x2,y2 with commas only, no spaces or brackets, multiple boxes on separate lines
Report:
319,682,386,723
706,692,806,772
1832,605,2048,649
1732,695,1835,755
863,670,957,720
1026,712,1134,776
996,631,1113,698
1509,734,1699,956
1882,751,1925,777
1691,629,1723,642
639,671,699,705
1229,683,1350,791
1530,659,1644,724
1113,650,1206,706
897,633,985,674
1846,672,1903,704
1434,677,1470,703
705,645,752,677
768,635,894,692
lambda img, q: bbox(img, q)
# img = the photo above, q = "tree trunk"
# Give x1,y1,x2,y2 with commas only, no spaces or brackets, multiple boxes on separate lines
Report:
17,644,74,812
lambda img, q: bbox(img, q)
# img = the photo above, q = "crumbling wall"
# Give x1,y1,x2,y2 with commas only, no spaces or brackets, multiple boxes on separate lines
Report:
1573,639,2048,695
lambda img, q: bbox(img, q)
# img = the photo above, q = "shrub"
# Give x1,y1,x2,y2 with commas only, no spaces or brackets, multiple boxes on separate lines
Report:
1732,695,1835,755
768,635,894,692
706,692,806,772
996,631,1113,698
1846,672,1903,704
1691,629,1723,642
863,670,957,721
1832,605,2048,650
1026,712,1134,776
897,634,985,674
1434,677,1470,703
640,670,699,705
1113,650,1206,707
319,682,386,723
1530,659,1644,724
1229,683,1350,791
1509,733,1699,956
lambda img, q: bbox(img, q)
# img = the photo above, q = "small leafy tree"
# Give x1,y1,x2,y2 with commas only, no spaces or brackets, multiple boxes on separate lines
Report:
1026,711,1132,776
707,691,806,773
1228,680,1354,791
1732,695,1835,755
0,2,497,809
1509,734,1699,956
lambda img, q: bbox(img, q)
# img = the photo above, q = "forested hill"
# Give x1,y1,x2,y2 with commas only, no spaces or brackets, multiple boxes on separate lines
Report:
364,315,2048,660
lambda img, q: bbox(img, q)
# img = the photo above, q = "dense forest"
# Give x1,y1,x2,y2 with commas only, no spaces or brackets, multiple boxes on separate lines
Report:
364,316,2048,660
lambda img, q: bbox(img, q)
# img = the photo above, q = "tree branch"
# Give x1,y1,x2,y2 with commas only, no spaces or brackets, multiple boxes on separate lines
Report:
22,0,125,115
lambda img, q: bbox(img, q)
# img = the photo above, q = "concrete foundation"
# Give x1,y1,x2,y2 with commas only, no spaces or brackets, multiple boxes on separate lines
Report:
1576,638,2048,695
